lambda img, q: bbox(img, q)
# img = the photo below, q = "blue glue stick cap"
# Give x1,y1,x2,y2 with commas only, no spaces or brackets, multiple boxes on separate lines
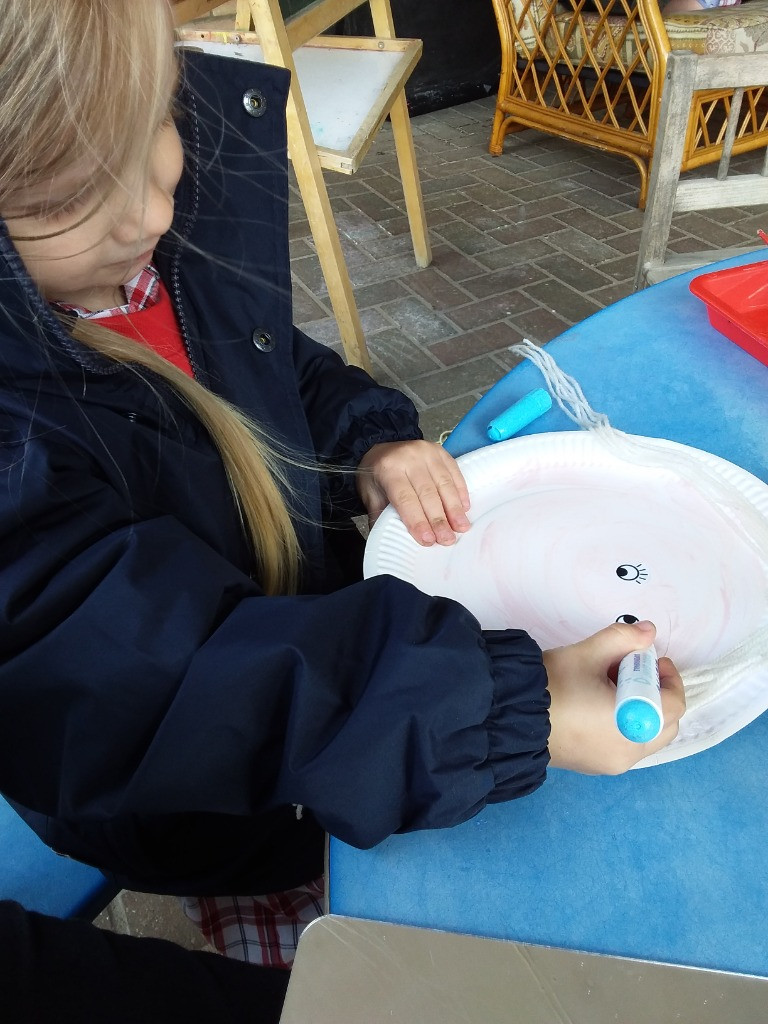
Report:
487,388,553,442
615,699,663,743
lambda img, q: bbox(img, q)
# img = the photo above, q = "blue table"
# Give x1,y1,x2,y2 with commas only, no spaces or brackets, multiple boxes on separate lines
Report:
0,795,116,919
330,254,768,978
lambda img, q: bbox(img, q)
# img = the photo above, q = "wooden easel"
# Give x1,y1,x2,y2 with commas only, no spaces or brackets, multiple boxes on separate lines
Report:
173,0,432,372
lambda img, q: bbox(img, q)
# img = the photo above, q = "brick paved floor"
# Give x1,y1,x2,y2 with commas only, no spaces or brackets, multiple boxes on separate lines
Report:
181,3,768,447
290,97,768,442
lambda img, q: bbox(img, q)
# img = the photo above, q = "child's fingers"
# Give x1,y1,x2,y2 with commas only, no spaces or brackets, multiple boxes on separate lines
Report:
421,449,471,534
391,480,452,546
439,450,471,513
400,465,471,546
427,464,471,536
356,441,472,547
657,656,687,732
623,656,686,759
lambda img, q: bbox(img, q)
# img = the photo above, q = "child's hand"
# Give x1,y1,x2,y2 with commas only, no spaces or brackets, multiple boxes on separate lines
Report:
543,620,686,775
357,440,471,546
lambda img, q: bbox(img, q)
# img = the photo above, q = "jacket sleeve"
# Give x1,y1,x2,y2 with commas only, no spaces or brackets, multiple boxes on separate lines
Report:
290,325,425,519
291,326,422,457
0,900,289,1024
0,432,550,853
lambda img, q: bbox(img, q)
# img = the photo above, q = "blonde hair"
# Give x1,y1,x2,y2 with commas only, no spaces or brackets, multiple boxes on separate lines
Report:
0,0,301,594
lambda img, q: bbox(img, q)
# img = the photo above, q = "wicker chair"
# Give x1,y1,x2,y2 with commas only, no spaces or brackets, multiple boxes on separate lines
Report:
490,0,768,206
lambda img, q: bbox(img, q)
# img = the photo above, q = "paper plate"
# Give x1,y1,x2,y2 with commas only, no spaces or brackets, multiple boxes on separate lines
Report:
363,432,768,766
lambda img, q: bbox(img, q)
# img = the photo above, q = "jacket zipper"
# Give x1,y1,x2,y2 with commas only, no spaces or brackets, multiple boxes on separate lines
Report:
170,89,203,383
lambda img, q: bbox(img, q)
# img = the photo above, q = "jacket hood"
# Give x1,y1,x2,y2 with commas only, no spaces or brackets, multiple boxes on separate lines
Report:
0,216,112,381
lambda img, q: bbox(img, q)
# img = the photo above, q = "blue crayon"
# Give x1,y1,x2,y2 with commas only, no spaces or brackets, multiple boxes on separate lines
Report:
487,388,553,442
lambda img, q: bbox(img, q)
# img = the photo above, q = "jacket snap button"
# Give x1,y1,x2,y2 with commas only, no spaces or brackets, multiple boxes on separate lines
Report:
243,88,267,118
252,329,275,353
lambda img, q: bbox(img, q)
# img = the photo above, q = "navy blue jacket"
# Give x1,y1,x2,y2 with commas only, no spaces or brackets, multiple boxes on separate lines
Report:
0,900,288,1024
0,54,550,896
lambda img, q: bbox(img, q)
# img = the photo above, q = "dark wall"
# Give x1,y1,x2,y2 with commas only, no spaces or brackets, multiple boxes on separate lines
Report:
340,1,502,115
280,0,318,13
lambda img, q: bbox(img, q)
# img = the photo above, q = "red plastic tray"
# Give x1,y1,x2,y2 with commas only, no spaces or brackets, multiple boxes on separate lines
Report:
689,260,768,367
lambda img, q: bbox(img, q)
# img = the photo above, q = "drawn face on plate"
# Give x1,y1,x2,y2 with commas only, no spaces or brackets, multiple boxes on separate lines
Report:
367,440,768,672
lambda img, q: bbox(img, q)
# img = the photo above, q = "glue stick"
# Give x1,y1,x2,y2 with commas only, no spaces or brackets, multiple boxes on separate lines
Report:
486,388,553,442
614,645,664,743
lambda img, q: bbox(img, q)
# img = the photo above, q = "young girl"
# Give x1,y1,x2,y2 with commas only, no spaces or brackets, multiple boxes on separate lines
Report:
0,0,684,972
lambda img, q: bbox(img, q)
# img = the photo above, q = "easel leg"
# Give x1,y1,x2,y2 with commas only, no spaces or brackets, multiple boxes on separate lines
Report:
248,0,373,372
389,90,431,268
235,0,253,29
368,0,431,268
292,136,373,372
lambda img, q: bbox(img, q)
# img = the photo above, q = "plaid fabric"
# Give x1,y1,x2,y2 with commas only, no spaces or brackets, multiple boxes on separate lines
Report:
52,265,160,318
181,877,325,969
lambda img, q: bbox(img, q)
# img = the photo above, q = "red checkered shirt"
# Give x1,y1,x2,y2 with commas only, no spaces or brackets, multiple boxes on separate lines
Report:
51,264,193,377
52,265,160,319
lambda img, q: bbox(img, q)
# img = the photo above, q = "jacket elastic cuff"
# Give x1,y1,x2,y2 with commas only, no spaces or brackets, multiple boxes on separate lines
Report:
330,411,422,510
481,629,551,801
343,413,423,468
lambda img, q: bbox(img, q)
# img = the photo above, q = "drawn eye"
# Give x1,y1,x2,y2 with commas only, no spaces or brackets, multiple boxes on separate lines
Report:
616,613,639,624
616,563,648,584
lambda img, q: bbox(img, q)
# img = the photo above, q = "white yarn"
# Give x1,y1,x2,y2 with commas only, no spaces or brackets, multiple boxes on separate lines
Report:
510,339,611,432
509,339,768,709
